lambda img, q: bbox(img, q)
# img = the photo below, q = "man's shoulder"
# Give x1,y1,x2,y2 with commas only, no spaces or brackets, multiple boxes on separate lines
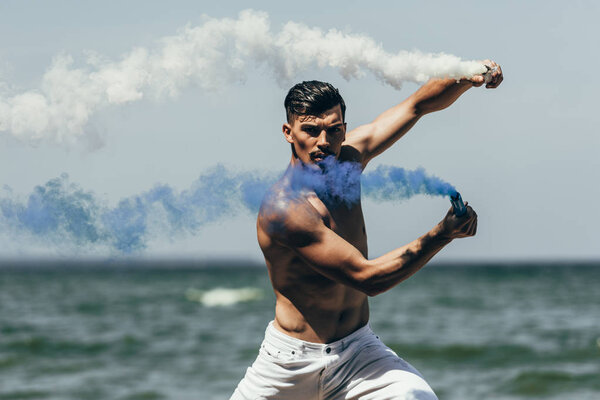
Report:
258,181,322,240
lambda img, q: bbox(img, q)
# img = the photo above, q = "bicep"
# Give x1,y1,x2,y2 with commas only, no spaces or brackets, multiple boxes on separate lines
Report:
344,98,420,166
262,202,370,288
290,226,370,288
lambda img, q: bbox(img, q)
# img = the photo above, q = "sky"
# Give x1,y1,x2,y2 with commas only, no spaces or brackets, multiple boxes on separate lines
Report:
0,0,598,262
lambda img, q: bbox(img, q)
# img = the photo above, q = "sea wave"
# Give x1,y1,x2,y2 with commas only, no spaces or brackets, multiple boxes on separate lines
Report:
503,370,600,396
386,341,600,367
185,287,263,307
387,342,535,364
2,334,146,359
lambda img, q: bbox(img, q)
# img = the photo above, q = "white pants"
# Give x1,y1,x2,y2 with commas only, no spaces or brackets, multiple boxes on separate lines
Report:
230,322,438,400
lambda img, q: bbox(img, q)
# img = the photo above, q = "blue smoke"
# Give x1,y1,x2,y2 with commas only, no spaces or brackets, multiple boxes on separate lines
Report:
0,161,457,255
288,157,457,207
363,165,457,200
287,157,363,207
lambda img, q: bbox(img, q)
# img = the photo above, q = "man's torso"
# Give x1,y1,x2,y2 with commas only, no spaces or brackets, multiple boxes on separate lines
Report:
257,158,370,343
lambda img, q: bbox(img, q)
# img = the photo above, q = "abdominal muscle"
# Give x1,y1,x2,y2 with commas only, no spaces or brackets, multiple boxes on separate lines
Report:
269,260,370,343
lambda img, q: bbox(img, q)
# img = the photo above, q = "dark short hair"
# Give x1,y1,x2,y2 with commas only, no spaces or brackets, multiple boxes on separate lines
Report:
284,81,346,123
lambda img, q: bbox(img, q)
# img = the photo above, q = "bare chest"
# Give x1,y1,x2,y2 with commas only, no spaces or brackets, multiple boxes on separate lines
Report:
307,196,368,257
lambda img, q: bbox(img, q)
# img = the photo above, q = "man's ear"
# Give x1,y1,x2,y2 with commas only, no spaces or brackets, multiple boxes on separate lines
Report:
282,123,293,144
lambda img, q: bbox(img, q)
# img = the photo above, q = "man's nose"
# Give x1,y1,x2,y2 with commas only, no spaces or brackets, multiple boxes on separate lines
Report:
317,130,329,147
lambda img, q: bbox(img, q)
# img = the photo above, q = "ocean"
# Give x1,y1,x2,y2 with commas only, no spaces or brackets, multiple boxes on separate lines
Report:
0,261,598,400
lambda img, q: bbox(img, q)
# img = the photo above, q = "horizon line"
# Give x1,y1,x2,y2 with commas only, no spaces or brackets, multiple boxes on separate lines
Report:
0,257,598,271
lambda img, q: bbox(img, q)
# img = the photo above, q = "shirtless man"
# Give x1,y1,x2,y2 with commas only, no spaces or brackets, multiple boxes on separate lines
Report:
231,61,503,400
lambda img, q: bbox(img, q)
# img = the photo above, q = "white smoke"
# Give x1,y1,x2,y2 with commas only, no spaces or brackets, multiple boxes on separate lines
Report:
0,9,486,145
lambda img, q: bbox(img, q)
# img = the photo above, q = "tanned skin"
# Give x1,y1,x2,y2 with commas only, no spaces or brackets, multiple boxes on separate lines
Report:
257,61,503,344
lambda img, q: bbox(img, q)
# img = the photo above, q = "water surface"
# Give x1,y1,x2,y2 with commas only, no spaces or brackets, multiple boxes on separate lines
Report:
0,261,598,399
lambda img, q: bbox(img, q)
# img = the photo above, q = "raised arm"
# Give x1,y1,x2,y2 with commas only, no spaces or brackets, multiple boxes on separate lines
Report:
344,60,503,168
261,198,477,296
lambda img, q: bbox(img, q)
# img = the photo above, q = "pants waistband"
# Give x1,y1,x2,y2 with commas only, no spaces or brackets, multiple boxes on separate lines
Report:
264,321,374,356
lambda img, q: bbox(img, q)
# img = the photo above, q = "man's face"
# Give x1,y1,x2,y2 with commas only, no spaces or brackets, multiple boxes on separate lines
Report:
282,104,346,165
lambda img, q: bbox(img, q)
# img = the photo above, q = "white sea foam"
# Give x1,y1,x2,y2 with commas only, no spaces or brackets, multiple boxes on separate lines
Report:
185,287,263,307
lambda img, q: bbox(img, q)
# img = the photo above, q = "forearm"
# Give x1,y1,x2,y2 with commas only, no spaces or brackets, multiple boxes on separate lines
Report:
412,78,474,115
353,77,474,164
359,224,452,296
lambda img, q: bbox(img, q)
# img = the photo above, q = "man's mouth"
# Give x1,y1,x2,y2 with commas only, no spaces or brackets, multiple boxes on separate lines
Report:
310,151,333,161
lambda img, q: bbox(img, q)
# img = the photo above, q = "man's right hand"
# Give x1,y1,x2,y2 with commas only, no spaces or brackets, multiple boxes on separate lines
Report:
438,204,478,240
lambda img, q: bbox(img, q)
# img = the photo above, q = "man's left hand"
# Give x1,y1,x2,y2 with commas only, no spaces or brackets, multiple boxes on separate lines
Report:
470,59,503,89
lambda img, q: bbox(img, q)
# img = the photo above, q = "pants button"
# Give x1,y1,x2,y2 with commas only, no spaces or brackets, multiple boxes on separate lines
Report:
326,347,331,354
